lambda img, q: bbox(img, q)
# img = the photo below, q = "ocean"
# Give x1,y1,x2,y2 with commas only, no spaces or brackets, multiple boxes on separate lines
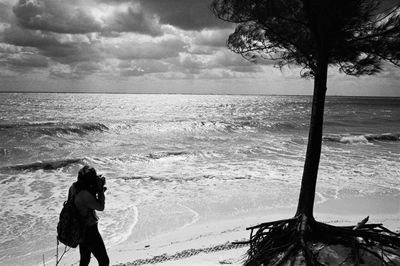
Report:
0,93,399,265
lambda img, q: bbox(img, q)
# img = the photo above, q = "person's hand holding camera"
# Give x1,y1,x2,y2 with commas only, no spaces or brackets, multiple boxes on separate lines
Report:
97,175,107,193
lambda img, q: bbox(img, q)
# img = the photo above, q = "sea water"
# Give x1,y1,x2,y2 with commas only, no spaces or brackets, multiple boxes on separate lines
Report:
0,93,399,265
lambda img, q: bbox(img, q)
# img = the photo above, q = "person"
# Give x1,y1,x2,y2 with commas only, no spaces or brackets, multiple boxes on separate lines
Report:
68,165,109,266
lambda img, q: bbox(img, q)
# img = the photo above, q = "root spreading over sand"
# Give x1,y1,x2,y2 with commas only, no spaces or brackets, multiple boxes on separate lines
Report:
238,216,400,266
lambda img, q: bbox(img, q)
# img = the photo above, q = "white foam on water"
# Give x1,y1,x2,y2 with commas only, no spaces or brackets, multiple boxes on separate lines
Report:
177,203,200,228
340,135,369,144
0,169,75,265
101,204,139,247
97,177,142,247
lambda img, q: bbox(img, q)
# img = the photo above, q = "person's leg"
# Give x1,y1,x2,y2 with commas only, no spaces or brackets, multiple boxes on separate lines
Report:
86,224,109,266
79,243,91,266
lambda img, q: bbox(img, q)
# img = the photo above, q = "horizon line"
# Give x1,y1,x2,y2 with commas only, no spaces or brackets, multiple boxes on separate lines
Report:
0,91,399,98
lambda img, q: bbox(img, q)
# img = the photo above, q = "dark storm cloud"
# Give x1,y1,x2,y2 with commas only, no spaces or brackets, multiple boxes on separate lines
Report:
107,6,163,36
41,43,103,64
3,25,63,49
138,0,228,30
13,0,102,34
92,0,225,31
3,25,103,64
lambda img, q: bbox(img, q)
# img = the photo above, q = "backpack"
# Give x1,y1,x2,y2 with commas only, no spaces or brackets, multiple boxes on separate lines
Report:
57,192,84,248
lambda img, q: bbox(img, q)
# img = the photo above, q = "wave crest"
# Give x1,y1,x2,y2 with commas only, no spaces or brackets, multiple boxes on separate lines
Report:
0,122,108,136
324,133,400,144
146,151,189,160
1,158,84,171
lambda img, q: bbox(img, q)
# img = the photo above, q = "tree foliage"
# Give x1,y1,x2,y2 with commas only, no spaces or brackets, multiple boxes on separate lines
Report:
211,0,400,78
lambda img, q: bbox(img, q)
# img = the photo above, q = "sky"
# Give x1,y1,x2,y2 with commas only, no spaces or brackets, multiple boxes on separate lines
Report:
0,0,399,96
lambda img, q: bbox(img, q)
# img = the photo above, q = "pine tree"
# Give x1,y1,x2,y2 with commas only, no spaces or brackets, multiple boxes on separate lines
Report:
212,0,400,265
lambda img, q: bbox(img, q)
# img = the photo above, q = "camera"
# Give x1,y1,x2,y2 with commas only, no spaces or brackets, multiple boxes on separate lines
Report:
96,175,107,192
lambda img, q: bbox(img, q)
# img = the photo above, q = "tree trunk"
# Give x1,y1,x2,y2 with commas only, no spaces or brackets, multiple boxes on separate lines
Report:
295,56,328,219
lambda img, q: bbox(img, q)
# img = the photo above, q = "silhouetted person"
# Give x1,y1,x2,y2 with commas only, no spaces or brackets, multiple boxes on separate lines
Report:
68,166,109,266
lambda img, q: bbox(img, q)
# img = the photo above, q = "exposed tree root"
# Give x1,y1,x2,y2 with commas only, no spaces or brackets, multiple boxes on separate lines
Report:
234,215,400,266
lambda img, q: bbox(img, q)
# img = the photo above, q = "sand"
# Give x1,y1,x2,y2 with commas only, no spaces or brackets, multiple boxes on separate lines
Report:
58,194,400,266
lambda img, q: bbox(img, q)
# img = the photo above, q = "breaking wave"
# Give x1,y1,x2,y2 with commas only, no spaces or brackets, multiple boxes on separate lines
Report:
118,174,254,183
1,158,85,171
119,120,305,135
146,151,189,160
0,122,108,136
215,120,304,132
324,133,400,144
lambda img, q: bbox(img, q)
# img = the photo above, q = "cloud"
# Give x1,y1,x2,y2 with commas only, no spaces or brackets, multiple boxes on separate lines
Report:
106,36,187,60
0,0,273,81
178,53,208,71
119,59,171,76
119,67,145,76
106,5,163,36
176,49,258,71
0,2,14,23
49,64,78,79
13,0,102,34
2,25,103,64
197,68,238,79
41,42,103,64
213,50,253,67
3,24,64,49
193,29,232,47
6,53,48,68
0,42,49,74
49,62,104,79
12,0,163,36
0,43,31,54
159,49,265,78
138,0,229,30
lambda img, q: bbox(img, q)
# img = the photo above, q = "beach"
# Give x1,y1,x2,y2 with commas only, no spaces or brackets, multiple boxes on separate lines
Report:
0,94,399,265
54,193,400,266
1,0,400,263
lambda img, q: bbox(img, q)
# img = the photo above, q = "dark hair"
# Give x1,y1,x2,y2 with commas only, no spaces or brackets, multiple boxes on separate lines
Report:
76,165,98,195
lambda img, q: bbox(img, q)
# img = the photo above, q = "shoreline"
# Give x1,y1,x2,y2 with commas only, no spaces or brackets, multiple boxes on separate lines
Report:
58,193,400,266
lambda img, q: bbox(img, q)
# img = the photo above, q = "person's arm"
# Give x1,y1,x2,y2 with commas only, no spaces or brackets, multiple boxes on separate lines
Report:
68,186,72,201
81,190,105,211
67,183,75,201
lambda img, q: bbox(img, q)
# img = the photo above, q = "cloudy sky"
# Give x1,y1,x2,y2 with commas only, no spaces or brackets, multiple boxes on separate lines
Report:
0,0,399,96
